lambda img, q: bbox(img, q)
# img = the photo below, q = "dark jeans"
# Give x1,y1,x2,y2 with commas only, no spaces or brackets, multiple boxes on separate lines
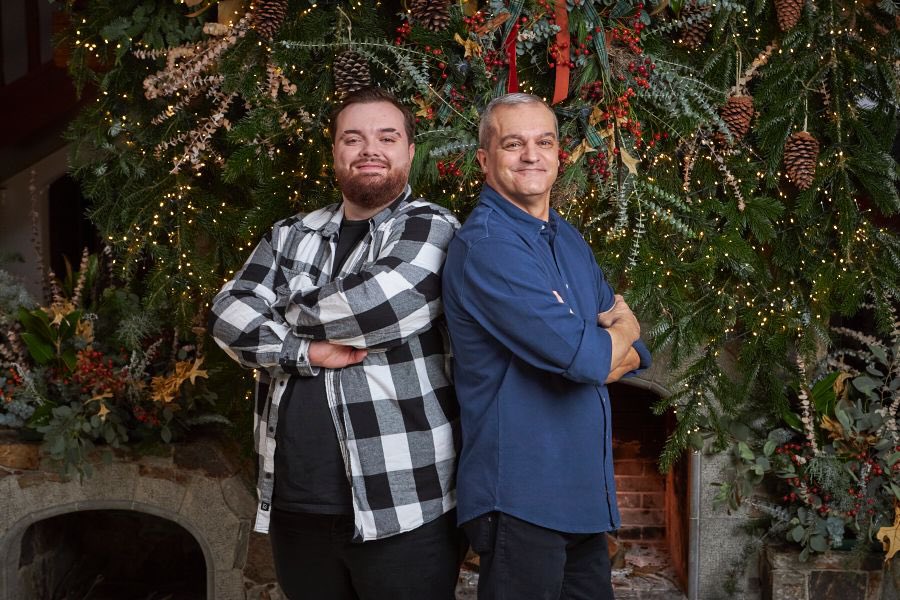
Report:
270,508,463,600
462,512,614,600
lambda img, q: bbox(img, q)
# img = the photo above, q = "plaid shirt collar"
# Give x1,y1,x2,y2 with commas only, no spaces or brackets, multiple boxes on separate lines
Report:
301,185,413,239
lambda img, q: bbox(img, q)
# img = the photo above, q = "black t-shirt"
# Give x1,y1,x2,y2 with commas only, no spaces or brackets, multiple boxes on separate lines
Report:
272,218,370,514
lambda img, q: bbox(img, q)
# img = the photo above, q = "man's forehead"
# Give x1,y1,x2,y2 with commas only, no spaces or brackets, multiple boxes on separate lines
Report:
491,105,555,131
337,102,405,128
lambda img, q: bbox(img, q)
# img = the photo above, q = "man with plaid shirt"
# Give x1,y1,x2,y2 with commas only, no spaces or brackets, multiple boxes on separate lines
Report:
209,88,462,599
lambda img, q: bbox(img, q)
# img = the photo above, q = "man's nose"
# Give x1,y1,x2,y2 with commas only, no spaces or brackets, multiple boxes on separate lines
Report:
521,141,539,161
360,139,380,156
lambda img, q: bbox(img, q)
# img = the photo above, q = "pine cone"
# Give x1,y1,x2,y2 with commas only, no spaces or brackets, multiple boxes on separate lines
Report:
251,0,288,41
679,2,712,50
333,50,372,98
775,0,803,31
783,131,819,190
410,0,452,32
715,95,755,144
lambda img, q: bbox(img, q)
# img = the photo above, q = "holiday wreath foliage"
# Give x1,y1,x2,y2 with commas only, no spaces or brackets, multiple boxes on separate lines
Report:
41,0,899,474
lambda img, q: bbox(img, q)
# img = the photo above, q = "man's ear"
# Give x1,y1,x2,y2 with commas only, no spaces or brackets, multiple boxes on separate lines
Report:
476,148,488,173
409,143,415,160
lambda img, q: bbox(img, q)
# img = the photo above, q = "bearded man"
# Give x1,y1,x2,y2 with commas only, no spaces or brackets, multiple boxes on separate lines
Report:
209,87,462,600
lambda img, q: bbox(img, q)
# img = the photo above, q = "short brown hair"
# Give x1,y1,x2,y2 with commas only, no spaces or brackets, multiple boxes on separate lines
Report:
329,87,416,144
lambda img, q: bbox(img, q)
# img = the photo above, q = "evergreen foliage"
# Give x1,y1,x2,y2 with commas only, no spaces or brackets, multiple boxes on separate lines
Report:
56,0,898,470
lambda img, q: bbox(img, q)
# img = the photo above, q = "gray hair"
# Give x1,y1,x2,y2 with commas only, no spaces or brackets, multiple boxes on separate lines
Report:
478,93,559,148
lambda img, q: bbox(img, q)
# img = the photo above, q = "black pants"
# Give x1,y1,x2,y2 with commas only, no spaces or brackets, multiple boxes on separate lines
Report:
463,512,614,600
270,508,463,600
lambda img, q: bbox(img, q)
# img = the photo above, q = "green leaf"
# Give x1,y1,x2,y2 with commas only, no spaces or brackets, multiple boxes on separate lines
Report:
61,348,78,372
737,441,754,461
58,310,83,341
790,525,805,542
809,535,828,553
19,333,55,365
810,372,840,415
18,307,54,341
781,409,803,432
160,425,172,444
852,376,879,397
763,440,777,456
835,405,852,434
868,344,888,366
689,431,704,450
891,482,900,500
54,405,73,419
730,421,751,441
47,434,66,455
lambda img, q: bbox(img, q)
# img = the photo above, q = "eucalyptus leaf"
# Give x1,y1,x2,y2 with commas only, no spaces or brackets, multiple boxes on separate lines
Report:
809,535,828,553
852,376,879,397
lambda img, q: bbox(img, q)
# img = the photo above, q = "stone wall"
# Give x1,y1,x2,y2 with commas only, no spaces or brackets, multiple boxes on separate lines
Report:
761,545,895,600
0,432,281,600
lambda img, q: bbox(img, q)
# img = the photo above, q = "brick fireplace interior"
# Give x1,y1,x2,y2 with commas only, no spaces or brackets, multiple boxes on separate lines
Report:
609,381,690,593
16,509,206,600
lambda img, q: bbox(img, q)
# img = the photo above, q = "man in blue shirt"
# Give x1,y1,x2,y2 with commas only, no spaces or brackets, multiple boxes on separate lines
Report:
443,93,651,599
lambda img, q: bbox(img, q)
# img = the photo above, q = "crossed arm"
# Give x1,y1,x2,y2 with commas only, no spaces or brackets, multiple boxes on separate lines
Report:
208,210,457,372
599,295,643,383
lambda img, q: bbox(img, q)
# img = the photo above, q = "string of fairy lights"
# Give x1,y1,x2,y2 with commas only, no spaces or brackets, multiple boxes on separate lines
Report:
67,0,896,406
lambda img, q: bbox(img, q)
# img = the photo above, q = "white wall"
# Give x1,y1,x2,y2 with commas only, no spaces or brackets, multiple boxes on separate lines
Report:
0,145,68,301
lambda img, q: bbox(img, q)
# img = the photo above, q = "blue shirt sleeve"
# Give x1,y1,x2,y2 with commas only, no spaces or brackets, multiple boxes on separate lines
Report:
461,236,612,385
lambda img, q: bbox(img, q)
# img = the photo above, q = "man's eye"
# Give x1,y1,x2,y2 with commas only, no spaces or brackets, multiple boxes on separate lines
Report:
344,137,361,144
381,137,397,143
539,140,554,147
504,142,521,149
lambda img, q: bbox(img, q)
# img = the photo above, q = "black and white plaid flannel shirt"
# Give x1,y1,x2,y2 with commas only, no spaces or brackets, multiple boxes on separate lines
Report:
209,186,460,541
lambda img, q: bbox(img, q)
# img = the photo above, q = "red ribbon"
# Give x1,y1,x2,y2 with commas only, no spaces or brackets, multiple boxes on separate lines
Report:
551,3,570,104
504,23,519,93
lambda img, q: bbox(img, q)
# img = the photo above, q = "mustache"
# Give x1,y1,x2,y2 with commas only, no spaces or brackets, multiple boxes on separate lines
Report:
352,159,389,168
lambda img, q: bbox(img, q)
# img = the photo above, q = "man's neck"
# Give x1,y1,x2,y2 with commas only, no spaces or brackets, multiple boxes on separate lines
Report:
342,201,388,221
341,189,406,220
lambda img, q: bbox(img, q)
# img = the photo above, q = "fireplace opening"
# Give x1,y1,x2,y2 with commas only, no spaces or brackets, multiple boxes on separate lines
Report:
16,509,206,600
609,381,689,595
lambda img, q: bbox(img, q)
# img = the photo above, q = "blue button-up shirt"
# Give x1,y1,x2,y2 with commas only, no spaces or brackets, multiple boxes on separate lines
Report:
443,185,651,533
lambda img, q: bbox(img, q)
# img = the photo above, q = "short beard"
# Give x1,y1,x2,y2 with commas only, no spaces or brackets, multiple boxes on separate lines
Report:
337,168,408,212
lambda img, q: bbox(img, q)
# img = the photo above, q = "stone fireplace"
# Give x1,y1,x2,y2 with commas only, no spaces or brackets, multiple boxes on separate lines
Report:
0,433,276,600
17,509,206,599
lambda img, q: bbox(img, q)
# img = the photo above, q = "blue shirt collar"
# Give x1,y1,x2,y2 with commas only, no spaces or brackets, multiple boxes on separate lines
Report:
479,184,557,241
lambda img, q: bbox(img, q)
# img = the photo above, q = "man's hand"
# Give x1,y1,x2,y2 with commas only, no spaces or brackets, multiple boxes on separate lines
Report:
597,294,640,342
598,295,641,378
605,347,640,383
308,341,368,368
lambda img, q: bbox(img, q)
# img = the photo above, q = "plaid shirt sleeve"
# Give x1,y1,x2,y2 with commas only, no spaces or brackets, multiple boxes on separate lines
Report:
207,225,318,376
284,205,459,350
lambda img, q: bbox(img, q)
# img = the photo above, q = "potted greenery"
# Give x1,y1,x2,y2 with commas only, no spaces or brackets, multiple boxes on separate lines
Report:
0,251,227,477
717,308,899,561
